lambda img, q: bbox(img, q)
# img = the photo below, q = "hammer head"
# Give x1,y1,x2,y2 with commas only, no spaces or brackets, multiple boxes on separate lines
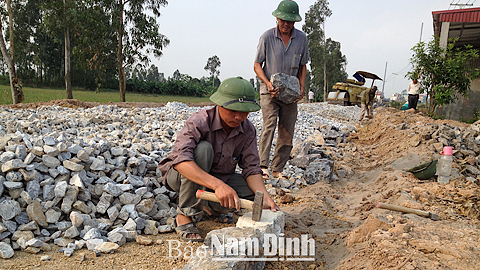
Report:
429,212,440,221
252,191,264,222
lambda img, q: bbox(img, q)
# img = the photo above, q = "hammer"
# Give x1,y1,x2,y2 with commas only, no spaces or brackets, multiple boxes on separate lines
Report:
196,190,264,222
376,202,439,221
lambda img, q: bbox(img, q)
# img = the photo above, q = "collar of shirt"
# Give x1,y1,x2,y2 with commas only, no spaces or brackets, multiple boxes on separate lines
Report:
274,25,297,40
211,106,245,138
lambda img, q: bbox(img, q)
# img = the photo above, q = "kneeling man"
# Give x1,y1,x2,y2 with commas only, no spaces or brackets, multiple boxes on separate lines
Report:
158,77,280,242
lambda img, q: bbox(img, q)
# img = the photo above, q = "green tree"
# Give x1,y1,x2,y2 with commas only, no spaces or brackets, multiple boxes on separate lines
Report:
408,37,480,116
324,38,347,92
9,0,40,84
254,76,260,92
305,69,313,99
40,0,78,98
204,55,221,87
132,64,146,81
70,1,117,92
303,1,347,101
102,0,170,102
18,0,63,88
146,64,163,82
63,0,72,98
0,0,24,104
302,0,331,101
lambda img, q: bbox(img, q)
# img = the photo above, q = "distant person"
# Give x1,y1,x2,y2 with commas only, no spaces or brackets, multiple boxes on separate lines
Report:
358,86,377,121
308,90,314,103
158,77,279,242
254,0,310,180
408,78,421,110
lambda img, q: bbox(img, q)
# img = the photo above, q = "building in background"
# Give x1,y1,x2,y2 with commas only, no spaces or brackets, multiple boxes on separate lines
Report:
390,93,405,102
420,94,427,103
432,7,480,121
401,90,408,102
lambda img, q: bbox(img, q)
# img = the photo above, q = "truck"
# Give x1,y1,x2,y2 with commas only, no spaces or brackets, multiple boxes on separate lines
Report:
326,71,382,106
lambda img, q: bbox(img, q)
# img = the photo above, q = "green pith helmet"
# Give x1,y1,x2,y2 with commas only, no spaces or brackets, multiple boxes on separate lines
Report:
210,77,261,112
272,0,302,22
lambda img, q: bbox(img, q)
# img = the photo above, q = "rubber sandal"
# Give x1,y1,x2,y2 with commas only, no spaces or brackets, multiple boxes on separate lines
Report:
261,168,270,180
174,220,204,242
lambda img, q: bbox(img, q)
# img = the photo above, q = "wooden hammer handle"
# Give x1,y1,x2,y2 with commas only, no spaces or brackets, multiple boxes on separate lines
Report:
376,202,430,218
196,190,254,210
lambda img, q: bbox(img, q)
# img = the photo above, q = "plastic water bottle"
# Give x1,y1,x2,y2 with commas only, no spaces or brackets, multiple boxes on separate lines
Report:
436,146,453,184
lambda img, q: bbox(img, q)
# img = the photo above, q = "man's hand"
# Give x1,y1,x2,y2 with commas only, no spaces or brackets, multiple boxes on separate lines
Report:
214,183,241,210
264,196,281,211
267,82,279,98
294,86,305,103
245,173,281,212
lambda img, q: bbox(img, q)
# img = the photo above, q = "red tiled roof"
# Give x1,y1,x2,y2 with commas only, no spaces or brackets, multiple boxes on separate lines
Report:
432,7,480,23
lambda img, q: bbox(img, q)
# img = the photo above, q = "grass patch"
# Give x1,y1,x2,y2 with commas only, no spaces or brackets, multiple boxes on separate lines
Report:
389,101,404,110
0,85,211,105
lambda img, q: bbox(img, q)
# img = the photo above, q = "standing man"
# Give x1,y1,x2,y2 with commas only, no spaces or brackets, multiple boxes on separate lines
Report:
408,78,421,110
358,86,377,121
254,0,310,180
308,90,314,103
158,77,279,242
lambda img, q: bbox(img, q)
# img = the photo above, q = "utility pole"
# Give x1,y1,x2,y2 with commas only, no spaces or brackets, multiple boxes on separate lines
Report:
391,72,398,94
382,62,387,96
419,22,423,42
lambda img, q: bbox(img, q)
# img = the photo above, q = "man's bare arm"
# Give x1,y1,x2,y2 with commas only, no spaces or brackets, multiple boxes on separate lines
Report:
254,62,279,97
174,161,240,210
245,174,280,211
297,64,307,99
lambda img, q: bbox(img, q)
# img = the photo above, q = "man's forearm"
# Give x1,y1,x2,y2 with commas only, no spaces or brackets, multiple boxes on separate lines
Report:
254,62,270,85
245,174,280,211
298,64,307,88
245,174,269,194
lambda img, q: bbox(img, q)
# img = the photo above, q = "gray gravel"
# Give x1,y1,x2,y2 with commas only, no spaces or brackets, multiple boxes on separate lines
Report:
0,101,360,258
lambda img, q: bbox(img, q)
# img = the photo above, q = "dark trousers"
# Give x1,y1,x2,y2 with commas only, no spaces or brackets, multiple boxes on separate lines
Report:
408,94,419,110
165,141,255,219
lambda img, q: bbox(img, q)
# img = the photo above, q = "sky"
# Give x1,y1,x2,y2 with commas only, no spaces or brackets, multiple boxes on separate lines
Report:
151,0,479,98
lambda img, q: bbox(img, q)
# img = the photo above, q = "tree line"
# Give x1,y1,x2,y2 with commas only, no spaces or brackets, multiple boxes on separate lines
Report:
0,0,348,104
0,0,210,104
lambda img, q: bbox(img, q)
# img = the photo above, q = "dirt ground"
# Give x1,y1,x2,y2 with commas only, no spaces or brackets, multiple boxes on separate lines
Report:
2,100,480,270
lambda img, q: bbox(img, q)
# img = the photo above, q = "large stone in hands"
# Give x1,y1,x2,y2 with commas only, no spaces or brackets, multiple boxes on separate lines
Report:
271,73,301,104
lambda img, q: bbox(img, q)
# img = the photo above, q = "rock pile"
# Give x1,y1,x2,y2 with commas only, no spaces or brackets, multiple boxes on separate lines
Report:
263,123,351,194
411,120,480,180
0,102,359,259
0,103,197,258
